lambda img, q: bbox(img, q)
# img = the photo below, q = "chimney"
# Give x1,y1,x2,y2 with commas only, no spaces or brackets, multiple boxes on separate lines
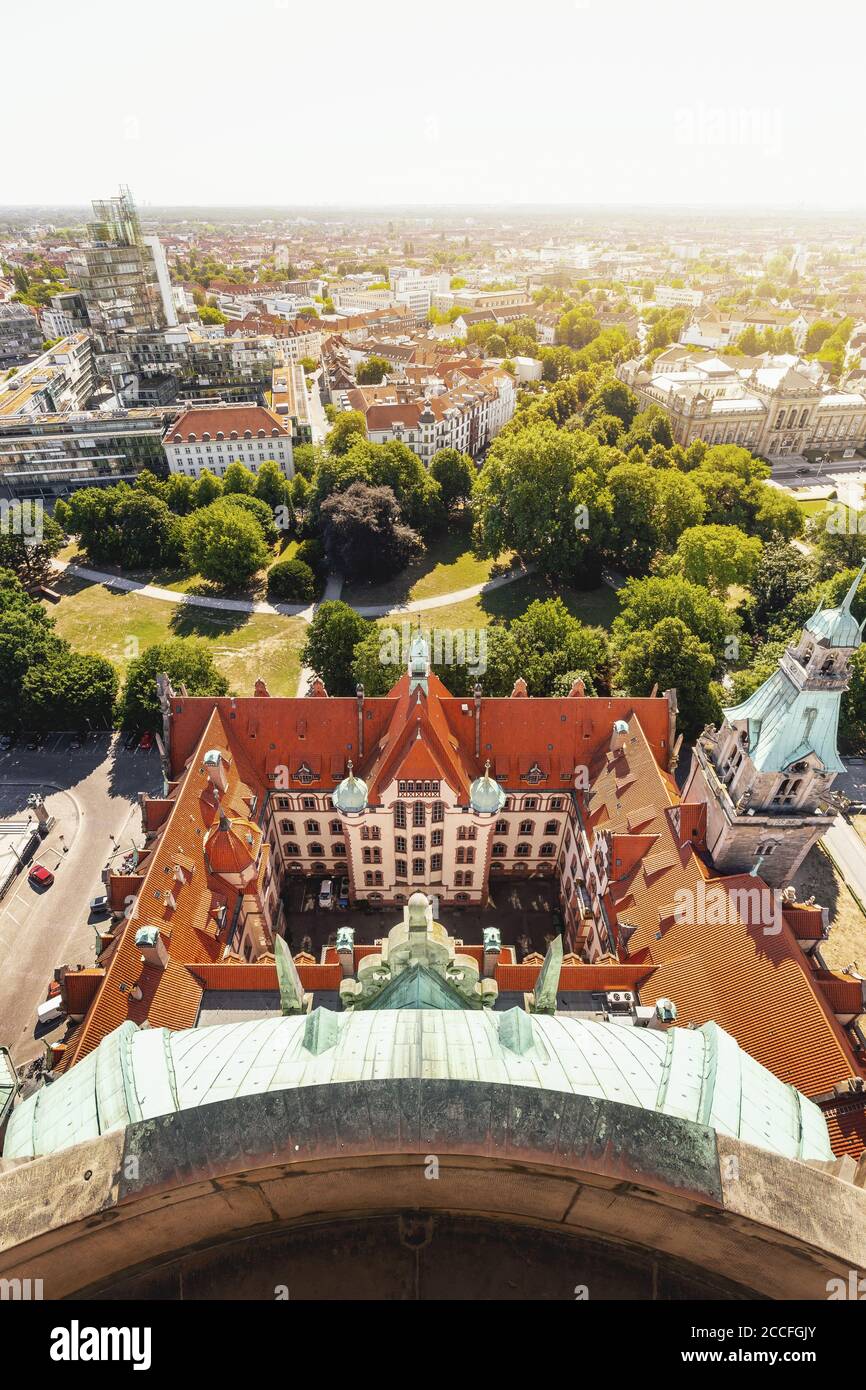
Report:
135,926,168,970
482,926,501,979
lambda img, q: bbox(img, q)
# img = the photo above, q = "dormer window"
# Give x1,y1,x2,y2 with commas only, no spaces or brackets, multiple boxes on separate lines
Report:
294,763,315,785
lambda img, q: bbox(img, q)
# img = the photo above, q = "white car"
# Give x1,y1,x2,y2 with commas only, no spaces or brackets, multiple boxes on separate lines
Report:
318,879,334,910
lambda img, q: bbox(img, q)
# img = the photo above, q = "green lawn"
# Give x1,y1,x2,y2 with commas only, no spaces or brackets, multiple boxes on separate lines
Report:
45,572,306,696
376,574,619,638
341,526,512,608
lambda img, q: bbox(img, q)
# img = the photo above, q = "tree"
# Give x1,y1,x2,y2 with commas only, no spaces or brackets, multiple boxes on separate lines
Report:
485,334,507,358
750,542,817,630
216,493,279,544
670,524,762,595
113,493,184,570
429,448,474,512
356,355,390,384
605,462,664,574
326,410,367,456
351,625,397,696
185,503,269,589
473,423,603,579
119,638,229,730
653,470,706,550
320,482,421,582
618,617,720,736
583,379,638,428
508,598,610,696
62,486,122,562
0,509,64,587
222,461,257,495
22,651,118,731
198,305,227,325
613,575,732,668
254,459,291,511
193,470,223,507
302,601,371,695
267,557,316,603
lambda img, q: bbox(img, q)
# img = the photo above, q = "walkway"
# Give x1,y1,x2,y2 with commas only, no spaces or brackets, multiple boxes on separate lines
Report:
50,558,534,622
822,816,866,911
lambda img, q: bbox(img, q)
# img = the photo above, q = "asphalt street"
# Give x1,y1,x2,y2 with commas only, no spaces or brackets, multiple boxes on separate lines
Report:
0,732,162,1066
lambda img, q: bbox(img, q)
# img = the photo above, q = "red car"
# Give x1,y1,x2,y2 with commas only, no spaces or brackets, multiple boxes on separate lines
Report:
28,865,55,888
139,731,153,751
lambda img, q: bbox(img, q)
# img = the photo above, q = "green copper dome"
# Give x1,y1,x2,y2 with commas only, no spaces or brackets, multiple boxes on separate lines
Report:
805,560,866,650
332,761,368,814
469,760,507,815
2,1011,834,1164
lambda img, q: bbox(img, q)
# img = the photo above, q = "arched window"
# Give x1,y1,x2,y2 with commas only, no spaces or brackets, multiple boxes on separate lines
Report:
332,843,346,858
540,843,555,857
544,820,558,834
492,842,506,857
495,819,508,835
285,842,300,856
413,802,425,827
308,842,324,856
280,820,295,835
304,820,320,835
432,801,444,822
519,819,534,835
394,802,406,829
787,407,798,428
516,842,531,857
329,819,342,835
775,410,785,429
800,409,809,428
455,870,464,886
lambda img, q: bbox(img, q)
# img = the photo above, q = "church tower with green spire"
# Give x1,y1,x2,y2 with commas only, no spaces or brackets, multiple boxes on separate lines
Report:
683,562,866,886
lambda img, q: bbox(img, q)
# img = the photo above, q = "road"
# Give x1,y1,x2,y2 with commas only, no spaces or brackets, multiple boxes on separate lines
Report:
0,733,162,1067
770,457,866,486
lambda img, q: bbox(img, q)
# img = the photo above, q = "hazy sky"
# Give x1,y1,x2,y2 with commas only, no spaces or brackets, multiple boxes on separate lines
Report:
3,0,863,208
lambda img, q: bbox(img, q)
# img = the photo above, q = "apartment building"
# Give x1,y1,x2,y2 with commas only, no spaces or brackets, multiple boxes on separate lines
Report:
0,334,94,421
0,303,42,366
161,403,293,478
345,366,516,462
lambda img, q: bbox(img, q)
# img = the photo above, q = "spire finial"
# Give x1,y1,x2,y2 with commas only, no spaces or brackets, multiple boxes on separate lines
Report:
346,758,353,777
841,558,866,613
484,758,491,777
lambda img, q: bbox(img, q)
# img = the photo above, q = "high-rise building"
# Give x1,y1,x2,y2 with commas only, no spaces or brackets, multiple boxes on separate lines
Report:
71,186,177,333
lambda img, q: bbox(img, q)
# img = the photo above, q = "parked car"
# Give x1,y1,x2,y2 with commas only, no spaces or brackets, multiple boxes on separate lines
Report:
318,879,334,910
28,865,55,888
89,894,110,916
139,731,153,751
337,877,350,909
25,734,43,751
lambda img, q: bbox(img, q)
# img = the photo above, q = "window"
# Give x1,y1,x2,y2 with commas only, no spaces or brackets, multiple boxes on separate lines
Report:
413,802,425,827
432,801,444,822
274,797,290,810
463,871,473,887
516,843,531,857
285,842,300,856
431,829,443,847
332,843,346,857
519,819,534,835
492,842,506,857
394,802,406,829
455,870,464,886
301,796,316,810
540,843,555,857
457,825,476,841
495,819,508,835
523,766,545,786
544,820,558,835
412,858,425,876
363,846,381,864
329,820,342,835
549,798,563,810
412,835,425,852
396,859,407,878
280,820,295,835
304,820,320,835
431,853,442,873
395,835,407,854
523,797,538,810
308,842,324,856
295,765,315,785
